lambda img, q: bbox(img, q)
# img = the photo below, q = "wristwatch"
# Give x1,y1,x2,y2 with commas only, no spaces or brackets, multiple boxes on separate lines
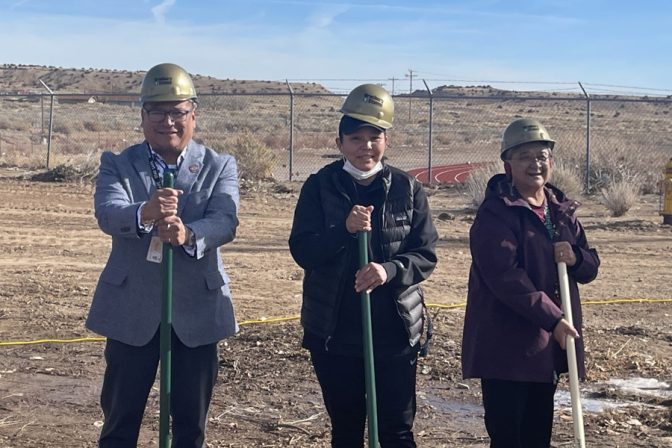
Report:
186,227,196,246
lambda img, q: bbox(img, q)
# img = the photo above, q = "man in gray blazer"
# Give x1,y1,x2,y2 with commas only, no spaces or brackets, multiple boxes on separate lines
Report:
87,63,239,448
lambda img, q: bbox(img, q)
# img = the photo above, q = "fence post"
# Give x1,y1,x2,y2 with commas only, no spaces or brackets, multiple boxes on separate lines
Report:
286,80,294,181
422,80,433,185
579,82,591,192
40,80,55,169
41,95,44,141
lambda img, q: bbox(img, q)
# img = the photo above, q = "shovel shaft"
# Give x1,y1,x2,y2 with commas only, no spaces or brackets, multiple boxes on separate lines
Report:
358,231,379,448
159,172,174,448
557,261,586,448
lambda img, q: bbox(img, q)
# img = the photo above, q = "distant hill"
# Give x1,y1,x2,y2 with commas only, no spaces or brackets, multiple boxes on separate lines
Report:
404,84,672,101
1,64,668,102
0,64,331,95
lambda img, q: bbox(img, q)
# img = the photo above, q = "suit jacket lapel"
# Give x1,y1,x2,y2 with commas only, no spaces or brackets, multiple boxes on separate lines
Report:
176,140,205,215
131,142,155,200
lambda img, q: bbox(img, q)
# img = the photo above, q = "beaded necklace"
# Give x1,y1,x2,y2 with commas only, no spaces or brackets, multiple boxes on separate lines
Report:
543,201,555,240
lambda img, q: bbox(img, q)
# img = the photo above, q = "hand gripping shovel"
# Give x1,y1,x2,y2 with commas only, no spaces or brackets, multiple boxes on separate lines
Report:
557,261,586,448
358,231,379,448
159,171,175,447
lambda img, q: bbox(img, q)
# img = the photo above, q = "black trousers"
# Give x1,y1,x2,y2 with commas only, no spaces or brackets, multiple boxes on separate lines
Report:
98,330,219,448
310,350,418,448
481,378,557,448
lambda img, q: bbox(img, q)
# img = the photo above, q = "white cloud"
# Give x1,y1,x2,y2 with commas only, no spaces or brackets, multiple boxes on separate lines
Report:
307,4,349,29
151,0,176,24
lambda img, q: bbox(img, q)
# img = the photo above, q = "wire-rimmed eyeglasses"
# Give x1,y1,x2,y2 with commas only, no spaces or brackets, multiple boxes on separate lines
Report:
510,154,553,165
143,107,193,123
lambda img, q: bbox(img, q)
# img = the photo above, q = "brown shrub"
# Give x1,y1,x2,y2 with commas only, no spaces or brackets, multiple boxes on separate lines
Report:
601,178,639,217
214,131,276,181
550,158,583,199
83,120,104,132
462,162,502,209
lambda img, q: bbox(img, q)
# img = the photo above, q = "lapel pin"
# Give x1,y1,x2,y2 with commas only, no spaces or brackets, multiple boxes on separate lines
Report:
189,163,200,174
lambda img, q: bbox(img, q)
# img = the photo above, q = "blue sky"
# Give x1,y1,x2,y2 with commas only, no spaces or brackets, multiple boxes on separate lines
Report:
1,0,671,95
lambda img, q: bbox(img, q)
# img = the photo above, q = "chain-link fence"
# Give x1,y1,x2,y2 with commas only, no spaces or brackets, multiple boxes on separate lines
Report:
1,92,671,189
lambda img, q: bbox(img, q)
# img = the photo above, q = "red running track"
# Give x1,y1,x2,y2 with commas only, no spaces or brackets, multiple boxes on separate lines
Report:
407,162,484,184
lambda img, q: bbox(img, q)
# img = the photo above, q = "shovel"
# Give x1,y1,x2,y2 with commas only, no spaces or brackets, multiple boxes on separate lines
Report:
159,171,175,448
557,261,586,448
358,231,379,448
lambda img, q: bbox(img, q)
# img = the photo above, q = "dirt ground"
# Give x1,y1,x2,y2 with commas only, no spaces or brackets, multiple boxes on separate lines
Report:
0,169,671,447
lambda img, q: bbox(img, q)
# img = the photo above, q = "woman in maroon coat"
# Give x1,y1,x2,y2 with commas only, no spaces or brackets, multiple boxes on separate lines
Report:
461,118,600,448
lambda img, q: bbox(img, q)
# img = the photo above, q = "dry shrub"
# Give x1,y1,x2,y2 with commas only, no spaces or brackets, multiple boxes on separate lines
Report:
262,130,290,151
550,158,583,199
0,138,49,169
83,120,104,132
559,143,662,195
0,117,30,131
562,141,646,215
601,177,639,217
217,131,276,181
0,148,45,169
223,96,247,112
294,131,335,151
53,121,83,135
463,162,502,209
31,151,100,182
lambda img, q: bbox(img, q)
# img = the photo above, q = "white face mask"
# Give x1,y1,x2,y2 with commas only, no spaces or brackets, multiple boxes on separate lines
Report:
342,159,383,181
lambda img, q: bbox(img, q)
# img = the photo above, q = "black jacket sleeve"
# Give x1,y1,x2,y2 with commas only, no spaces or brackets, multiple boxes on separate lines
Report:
288,174,353,270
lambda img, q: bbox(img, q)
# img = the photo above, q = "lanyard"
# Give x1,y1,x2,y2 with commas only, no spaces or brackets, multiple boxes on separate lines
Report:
147,144,181,189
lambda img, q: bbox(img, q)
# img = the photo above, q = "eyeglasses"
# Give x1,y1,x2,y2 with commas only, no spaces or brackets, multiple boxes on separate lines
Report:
510,154,552,165
143,108,193,123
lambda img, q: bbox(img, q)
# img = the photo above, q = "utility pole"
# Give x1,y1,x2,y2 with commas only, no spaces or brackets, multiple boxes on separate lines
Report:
388,76,396,95
405,69,415,122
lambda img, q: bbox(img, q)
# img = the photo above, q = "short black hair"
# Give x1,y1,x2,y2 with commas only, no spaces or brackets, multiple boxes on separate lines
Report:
338,116,385,140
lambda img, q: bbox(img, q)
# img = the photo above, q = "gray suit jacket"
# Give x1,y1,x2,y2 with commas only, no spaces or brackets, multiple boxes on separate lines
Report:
86,140,240,347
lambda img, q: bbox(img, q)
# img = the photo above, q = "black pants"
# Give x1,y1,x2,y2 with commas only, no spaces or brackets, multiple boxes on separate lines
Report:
98,330,219,448
310,350,418,448
481,378,557,448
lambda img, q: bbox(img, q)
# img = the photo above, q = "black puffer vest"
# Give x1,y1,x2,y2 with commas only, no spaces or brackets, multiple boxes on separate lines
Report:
299,161,429,348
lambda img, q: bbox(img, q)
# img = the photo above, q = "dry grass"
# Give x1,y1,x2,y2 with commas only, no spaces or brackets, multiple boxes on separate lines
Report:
550,158,584,200
600,178,640,217
558,134,666,196
462,162,502,209
1,82,670,200
214,131,276,181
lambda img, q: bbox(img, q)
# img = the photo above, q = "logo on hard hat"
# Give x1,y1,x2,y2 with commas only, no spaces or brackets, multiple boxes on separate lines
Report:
523,125,539,132
363,93,384,107
154,77,173,86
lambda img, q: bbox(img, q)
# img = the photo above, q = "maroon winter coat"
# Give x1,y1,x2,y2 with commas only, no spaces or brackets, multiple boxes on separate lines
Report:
461,174,600,383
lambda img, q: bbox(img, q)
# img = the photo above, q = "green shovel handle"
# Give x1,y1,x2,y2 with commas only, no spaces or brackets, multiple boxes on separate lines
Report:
358,231,379,448
159,171,174,448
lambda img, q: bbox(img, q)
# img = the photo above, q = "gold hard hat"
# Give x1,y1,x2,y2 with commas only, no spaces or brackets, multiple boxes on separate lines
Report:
140,63,197,105
501,118,555,160
340,84,394,129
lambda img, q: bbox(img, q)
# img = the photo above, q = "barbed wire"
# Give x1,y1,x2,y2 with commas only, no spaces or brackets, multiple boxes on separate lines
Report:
285,76,672,97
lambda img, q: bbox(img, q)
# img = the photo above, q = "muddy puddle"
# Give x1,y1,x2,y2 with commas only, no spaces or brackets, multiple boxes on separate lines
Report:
556,377,669,412
422,377,670,418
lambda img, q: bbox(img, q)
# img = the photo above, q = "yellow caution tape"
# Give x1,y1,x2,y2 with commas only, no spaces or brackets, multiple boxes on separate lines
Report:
0,298,669,347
